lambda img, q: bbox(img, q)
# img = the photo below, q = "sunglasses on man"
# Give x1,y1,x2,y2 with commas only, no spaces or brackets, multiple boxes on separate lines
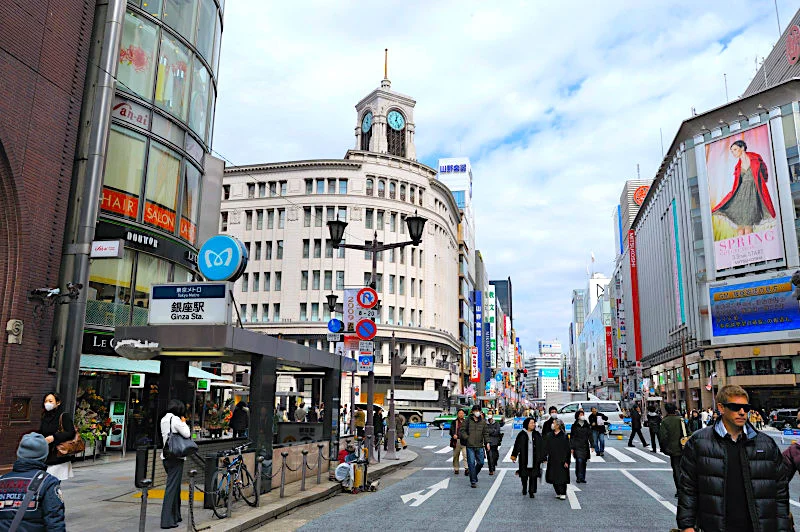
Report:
721,402,752,413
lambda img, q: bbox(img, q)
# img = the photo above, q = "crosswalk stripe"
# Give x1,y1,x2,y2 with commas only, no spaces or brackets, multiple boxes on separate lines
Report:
502,445,515,463
624,446,666,463
434,446,453,454
588,454,605,463
423,445,436,449
604,447,636,463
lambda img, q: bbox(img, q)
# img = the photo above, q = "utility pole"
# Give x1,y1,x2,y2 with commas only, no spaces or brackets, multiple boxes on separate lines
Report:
385,332,401,460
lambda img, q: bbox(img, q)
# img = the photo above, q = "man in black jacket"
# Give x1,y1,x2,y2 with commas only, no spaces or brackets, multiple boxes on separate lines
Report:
646,404,662,453
541,406,558,438
677,385,790,532
627,404,649,448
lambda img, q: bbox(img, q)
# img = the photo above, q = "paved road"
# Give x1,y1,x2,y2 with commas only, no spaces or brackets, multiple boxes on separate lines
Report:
259,423,800,531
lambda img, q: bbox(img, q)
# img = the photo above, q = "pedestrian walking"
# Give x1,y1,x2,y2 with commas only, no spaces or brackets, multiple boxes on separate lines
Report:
688,409,702,433
627,404,649,448
486,409,502,475
543,419,571,500
646,404,662,453
700,408,709,426
160,399,191,529
374,407,384,450
511,417,541,498
541,406,558,438
450,409,468,476
354,406,366,438
570,409,591,483
295,402,308,423
588,407,607,456
229,401,249,439
395,413,407,449
38,393,76,481
0,433,66,531
677,385,791,532
459,405,489,488
658,402,686,498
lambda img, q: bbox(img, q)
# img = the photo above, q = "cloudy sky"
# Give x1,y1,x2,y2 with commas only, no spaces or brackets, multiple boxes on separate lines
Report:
212,0,793,349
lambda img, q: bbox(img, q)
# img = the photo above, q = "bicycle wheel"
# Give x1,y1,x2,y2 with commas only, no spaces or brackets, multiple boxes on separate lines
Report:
211,470,230,519
237,465,257,507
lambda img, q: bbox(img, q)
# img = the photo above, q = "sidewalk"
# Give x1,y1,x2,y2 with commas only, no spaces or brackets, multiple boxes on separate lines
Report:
62,448,417,531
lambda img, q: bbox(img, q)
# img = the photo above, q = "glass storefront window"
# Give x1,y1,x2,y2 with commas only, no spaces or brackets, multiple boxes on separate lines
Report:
180,162,201,243
101,126,147,221
174,264,193,282
119,11,159,100
86,250,134,327
162,0,197,42
133,253,170,324
144,142,181,233
189,57,210,139
212,15,222,75
155,34,191,121
195,0,216,62
206,83,216,145
139,0,164,18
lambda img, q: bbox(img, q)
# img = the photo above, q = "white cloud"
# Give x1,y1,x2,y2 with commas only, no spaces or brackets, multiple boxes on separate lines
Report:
213,0,790,346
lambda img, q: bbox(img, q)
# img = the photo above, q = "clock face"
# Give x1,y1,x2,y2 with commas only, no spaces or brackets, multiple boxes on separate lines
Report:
361,112,373,133
387,110,405,131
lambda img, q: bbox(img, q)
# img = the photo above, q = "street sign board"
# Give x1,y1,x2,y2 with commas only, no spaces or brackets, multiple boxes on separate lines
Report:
327,333,341,342
359,341,374,352
197,235,248,282
356,287,378,309
355,308,378,319
358,354,374,372
327,319,343,333
130,373,145,389
334,342,345,357
149,282,231,325
345,335,359,350
356,319,377,341
197,379,211,392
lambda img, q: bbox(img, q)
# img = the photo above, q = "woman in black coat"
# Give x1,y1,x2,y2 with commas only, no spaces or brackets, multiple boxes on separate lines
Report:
510,417,541,498
229,401,249,438
543,418,571,500
39,393,76,481
570,409,592,484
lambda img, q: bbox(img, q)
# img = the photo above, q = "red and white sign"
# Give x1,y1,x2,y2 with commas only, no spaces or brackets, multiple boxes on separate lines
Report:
628,230,642,362
356,287,378,309
470,346,480,383
787,25,800,65
355,318,377,341
632,186,650,206
90,240,124,259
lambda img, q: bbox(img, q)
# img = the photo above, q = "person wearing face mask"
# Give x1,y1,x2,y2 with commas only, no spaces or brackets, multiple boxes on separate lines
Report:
543,419,571,500
511,417,541,497
541,406,558,438
459,405,489,488
588,407,608,457
570,410,592,483
39,393,76,481
485,410,503,476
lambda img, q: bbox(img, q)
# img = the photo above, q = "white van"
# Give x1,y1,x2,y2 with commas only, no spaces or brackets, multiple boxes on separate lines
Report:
556,400,626,433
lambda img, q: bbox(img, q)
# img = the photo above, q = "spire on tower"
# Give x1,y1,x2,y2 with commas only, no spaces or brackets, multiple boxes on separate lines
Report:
381,48,391,89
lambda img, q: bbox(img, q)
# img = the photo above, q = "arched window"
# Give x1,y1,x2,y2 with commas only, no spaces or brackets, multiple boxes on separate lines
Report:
410,186,415,204
389,182,396,199
366,178,374,196
360,119,372,151
378,180,386,198
400,184,406,201
386,110,406,157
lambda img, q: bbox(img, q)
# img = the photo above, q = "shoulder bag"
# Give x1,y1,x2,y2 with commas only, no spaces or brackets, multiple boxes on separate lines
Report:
680,419,690,448
163,416,198,459
55,414,85,457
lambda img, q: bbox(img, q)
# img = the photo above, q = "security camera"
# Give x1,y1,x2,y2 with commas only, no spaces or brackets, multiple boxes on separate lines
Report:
30,288,60,298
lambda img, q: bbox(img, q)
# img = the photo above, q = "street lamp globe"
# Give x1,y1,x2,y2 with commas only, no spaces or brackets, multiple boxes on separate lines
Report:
325,293,338,313
326,219,348,247
405,210,427,245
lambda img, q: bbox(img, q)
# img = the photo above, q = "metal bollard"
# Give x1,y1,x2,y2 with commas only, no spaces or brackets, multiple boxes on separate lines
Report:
280,452,288,498
317,444,323,485
300,450,309,491
138,478,152,532
186,470,197,532
255,456,264,507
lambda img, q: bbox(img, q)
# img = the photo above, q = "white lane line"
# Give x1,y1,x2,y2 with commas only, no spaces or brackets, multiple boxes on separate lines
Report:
423,467,673,471
502,446,515,463
423,445,436,449
435,446,453,454
621,469,677,514
589,454,606,463
791,500,800,509
604,447,636,463
624,446,666,463
464,469,508,532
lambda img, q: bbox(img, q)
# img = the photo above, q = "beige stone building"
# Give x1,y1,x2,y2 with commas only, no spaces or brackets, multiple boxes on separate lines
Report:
218,76,461,419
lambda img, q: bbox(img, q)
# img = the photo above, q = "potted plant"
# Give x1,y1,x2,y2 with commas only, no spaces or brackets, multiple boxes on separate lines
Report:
207,404,223,439
74,400,111,457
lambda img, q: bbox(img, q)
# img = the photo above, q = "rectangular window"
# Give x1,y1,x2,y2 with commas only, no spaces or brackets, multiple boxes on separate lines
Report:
336,271,345,289
389,249,395,263
418,310,422,324
300,303,308,321
315,207,323,227
365,250,372,260
254,242,261,260
400,248,405,264
144,142,181,233
102,126,146,221
338,240,345,258
419,252,423,268
377,251,383,262
400,214,406,234
301,271,309,290
241,304,248,322
244,242,251,257
242,273,249,292
245,210,253,230
251,304,258,322
223,185,230,200
278,209,286,228
338,207,347,221
264,272,271,291
247,184,255,198
365,209,374,229
303,239,310,258
265,242,273,260
304,207,311,227
316,179,325,194
324,271,332,290
275,272,282,291
364,273,371,287
155,33,191,120
399,276,405,295
411,278,415,297
411,249,415,266
119,12,159,100
419,280,423,295
269,182,277,197
280,181,287,196
324,306,331,321
256,209,264,229
376,273,383,292
388,306,395,325
390,213,396,232
398,307,404,326
312,271,320,290
327,207,335,221
261,304,269,322
273,303,280,321
339,179,348,194
311,303,319,321
258,183,266,197
305,179,313,194
377,210,384,229
277,240,284,259
325,240,333,258
389,275,395,294
328,178,336,194
267,209,274,229
313,239,321,258
220,212,228,231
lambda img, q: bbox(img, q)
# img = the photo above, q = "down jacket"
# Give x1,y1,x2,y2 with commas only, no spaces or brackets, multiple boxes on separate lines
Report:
677,422,791,532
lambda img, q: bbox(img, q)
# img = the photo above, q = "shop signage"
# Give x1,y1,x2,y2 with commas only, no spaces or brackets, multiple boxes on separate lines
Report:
632,186,649,206
148,282,231,325
90,239,124,258
470,346,480,383
82,330,117,356
605,326,613,379
487,287,497,367
474,290,483,372
539,368,560,378
112,97,150,129
94,220,197,271
130,373,145,389
198,235,248,282
101,188,139,219
628,230,642,362
439,163,467,173
106,401,126,449
197,379,211,392
344,335,359,350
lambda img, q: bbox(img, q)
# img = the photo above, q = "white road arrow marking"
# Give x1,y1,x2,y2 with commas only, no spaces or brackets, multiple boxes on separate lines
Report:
400,478,450,507
566,484,581,509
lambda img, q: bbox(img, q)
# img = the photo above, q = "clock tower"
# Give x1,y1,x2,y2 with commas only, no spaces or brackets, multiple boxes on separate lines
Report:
354,50,417,160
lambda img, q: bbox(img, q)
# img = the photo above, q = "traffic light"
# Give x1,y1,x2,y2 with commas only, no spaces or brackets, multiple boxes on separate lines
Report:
391,349,407,377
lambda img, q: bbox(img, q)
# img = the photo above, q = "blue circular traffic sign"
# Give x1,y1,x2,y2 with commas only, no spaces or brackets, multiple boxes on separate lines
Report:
356,318,377,341
327,319,343,333
495,373,502,382
198,235,248,281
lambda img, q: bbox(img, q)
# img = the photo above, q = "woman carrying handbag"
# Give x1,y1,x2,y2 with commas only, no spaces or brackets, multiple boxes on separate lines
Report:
160,399,193,529
39,393,80,481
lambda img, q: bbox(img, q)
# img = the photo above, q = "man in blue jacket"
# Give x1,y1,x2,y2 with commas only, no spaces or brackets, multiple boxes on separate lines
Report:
0,433,66,531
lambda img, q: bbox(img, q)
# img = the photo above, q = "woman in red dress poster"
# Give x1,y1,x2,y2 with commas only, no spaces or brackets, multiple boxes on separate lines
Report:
712,140,776,235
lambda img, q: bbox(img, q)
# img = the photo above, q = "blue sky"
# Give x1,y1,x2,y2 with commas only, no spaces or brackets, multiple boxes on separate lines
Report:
212,0,793,348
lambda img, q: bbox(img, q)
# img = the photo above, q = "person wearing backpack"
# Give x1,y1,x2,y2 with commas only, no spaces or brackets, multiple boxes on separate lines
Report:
0,433,66,531
160,399,191,529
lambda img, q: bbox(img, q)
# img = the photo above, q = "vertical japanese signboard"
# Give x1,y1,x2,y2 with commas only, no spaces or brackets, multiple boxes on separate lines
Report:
487,286,497,368
605,326,613,379
470,346,480,382
343,289,359,333
628,230,643,362
474,291,484,374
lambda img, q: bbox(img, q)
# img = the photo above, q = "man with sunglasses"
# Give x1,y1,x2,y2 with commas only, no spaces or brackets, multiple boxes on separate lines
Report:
677,385,790,532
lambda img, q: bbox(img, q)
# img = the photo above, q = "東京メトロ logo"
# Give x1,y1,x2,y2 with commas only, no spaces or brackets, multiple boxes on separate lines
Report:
197,235,248,281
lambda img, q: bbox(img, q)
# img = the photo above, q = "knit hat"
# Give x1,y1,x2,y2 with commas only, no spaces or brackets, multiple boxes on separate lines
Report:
17,433,49,462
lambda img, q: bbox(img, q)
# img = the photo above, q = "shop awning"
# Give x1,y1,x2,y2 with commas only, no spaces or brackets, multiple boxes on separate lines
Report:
80,354,230,381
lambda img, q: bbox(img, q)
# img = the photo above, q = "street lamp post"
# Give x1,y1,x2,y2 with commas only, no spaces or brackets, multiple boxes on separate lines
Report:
327,211,426,464
385,331,399,460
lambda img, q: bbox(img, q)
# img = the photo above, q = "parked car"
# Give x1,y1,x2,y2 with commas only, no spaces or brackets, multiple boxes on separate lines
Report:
770,408,799,429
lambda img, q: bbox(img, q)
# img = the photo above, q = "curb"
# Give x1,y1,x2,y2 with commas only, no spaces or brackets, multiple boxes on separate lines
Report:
204,451,418,532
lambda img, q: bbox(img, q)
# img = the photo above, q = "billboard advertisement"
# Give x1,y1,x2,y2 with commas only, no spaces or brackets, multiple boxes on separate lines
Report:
709,273,800,343
706,124,783,271
605,326,613,379
628,230,642,362
470,347,480,382
474,290,484,373
487,286,497,367
539,368,560,378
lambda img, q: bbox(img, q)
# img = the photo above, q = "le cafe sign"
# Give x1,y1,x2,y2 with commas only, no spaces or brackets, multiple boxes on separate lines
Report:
82,331,118,355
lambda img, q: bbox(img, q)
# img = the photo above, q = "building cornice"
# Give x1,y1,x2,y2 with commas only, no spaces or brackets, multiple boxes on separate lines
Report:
225,159,362,175
355,88,416,110
345,150,437,178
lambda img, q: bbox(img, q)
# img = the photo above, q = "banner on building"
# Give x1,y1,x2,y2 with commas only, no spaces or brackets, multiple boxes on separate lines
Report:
605,326,613,379
475,290,484,373
343,289,359,334
705,124,784,272
670,199,686,324
628,230,643,362
487,286,497,367
470,347,480,382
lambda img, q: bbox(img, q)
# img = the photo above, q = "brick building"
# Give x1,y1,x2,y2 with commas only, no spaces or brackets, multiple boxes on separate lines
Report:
0,1,96,464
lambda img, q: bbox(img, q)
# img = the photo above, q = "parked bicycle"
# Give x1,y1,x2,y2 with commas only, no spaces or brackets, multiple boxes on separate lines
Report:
211,441,257,518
